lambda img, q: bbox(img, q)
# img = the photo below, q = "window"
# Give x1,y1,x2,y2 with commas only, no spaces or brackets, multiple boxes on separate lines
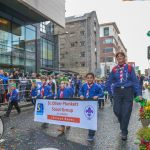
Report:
0,18,11,49
69,22,74,25
103,38,113,44
80,31,85,36
41,38,54,68
25,25,36,73
94,31,96,37
70,32,75,36
80,62,85,67
60,54,65,59
71,42,78,47
105,57,113,62
60,43,65,48
60,63,65,67
0,17,12,65
69,22,75,28
12,23,25,50
25,27,36,52
0,17,37,73
80,52,85,57
80,20,85,26
40,21,54,34
71,42,75,47
94,21,97,27
104,27,109,36
80,41,85,46
103,48,113,53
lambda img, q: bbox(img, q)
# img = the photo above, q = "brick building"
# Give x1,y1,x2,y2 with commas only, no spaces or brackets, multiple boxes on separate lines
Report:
99,22,127,77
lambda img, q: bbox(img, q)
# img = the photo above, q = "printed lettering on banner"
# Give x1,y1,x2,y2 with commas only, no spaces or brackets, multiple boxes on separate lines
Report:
34,99,97,130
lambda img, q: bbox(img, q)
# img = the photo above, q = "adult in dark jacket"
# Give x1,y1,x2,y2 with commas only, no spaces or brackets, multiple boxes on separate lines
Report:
106,52,142,141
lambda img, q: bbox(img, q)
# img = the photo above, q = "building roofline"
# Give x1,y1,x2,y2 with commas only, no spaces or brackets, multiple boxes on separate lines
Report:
100,22,120,34
65,11,97,23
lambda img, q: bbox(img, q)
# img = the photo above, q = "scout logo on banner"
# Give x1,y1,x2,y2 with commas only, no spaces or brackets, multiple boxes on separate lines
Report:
36,103,44,115
34,99,97,130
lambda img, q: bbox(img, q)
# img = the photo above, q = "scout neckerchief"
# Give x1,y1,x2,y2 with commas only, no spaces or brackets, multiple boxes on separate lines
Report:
118,64,126,83
41,82,46,97
137,75,140,81
86,82,94,98
60,88,64,98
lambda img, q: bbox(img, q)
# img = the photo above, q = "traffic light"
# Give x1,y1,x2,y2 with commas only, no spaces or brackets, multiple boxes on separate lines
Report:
147,46,150,59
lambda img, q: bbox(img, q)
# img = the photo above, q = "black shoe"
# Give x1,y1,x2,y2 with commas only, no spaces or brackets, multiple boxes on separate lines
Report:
41,123,49,128
87,135,95,142
121,134,127,141
3,114,9,117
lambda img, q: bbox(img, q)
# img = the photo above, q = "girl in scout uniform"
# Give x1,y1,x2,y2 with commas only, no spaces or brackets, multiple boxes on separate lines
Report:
37,76,53,99
57,80,72,133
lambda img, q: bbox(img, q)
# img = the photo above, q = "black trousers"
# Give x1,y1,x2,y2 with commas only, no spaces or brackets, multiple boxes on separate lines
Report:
6,101,21,116
0,94,4,104
113,87,133,135
88,130,95,137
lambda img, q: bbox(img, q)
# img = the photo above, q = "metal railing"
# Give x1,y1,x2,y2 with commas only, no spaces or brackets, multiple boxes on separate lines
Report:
0,79,33,104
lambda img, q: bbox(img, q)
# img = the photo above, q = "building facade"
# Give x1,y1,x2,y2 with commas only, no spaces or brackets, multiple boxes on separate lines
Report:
99,22,127,77
0,0,65,73
145,68,150,77
55,11,100,75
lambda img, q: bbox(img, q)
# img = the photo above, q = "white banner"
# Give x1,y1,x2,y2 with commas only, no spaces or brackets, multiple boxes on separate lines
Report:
34,99,97,130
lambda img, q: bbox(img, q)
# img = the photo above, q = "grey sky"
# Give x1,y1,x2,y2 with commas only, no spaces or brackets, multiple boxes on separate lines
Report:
65,0,150,73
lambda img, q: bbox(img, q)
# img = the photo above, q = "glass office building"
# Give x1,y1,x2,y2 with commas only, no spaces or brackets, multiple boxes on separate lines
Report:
0,14,58,74
0,0,65,74
0,17,36,73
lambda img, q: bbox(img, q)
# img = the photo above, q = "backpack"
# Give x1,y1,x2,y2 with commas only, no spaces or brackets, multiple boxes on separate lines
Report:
112,64,132,73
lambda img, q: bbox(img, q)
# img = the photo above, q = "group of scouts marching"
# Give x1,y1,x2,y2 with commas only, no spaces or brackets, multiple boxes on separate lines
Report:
4,72,109,142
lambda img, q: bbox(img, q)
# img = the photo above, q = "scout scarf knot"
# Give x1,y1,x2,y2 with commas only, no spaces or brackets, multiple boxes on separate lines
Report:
41,82,46,97
86,82,94,98
60,88,64,98
117,64,126,83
